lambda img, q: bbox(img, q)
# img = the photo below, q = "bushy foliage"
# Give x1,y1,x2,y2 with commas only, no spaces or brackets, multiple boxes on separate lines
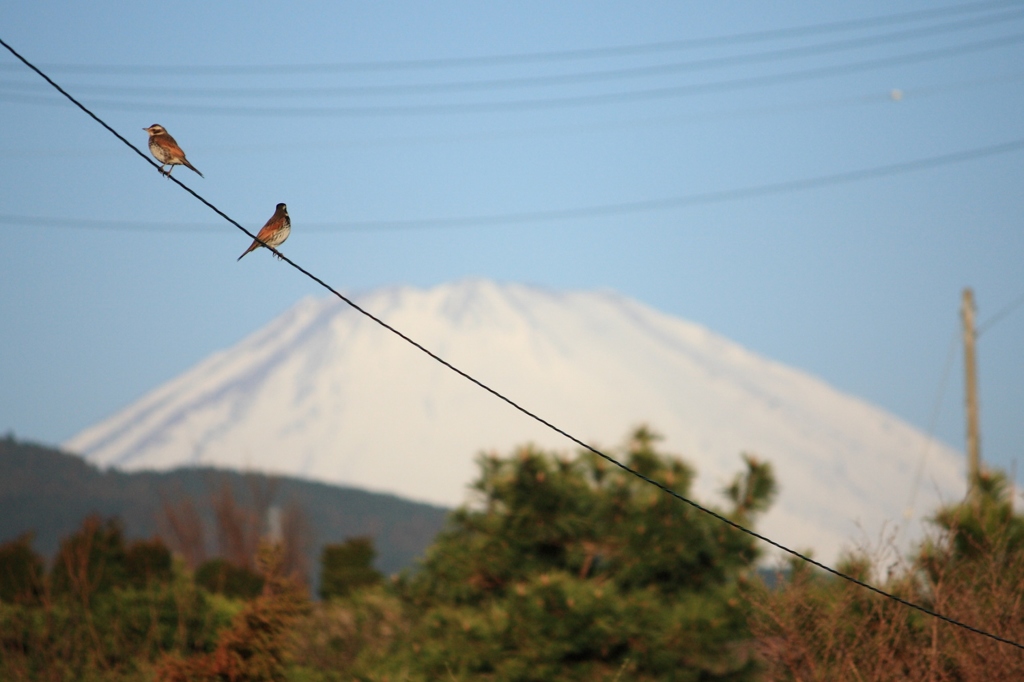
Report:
749,468,1024,681
49,515,130,600
318,537,383,600
12,433,1024,681
0,533,44,605
0,517,236,681
289,586,408,678
157,542,310,682
47,515,175,601
125,537,174,588
195,557,265,600
302,426,777,680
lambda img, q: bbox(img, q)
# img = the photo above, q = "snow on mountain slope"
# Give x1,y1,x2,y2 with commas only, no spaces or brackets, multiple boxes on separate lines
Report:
65,279,965,562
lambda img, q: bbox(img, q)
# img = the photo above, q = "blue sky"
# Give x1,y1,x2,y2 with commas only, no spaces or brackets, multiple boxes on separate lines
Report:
1,1,1022,490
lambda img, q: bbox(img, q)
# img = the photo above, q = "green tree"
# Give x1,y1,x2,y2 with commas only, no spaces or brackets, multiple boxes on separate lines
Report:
0,526,235,681
49,518,175,598
158,542,310,682
195,557,265,600
925,469,1024,563
125,537,174,588
364,426,776,681
319,536,383,600
49,515,129,600
0,533,44,605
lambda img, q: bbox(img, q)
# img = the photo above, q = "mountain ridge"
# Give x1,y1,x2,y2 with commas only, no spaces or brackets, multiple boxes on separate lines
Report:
0,436,448,577
66,279,966,562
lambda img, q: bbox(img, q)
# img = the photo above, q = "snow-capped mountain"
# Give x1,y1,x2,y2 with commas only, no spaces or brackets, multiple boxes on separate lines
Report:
66,279,965,563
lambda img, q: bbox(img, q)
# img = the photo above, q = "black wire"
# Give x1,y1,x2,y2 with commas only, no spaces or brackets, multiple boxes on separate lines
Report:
0,0,1017,75
4,35,1024,653
4,31,1023,117
3,8,1021,99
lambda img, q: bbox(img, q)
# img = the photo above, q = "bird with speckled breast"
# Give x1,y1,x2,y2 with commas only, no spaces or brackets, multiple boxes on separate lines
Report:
238,203,291,261
143,124,203,178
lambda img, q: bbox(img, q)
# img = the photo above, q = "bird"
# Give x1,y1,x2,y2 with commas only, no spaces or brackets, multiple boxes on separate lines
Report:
237,203,291,261
143,124,203,178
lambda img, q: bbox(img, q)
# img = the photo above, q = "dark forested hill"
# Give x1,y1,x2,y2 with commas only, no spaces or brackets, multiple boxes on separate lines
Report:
0,435,449,578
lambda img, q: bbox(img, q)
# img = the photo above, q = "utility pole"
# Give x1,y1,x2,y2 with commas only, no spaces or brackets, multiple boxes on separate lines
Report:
961,288,981,503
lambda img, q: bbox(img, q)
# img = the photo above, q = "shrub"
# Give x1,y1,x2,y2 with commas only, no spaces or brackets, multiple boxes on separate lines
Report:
749,469,1024,681
319,537,382,600
0,533,44,605
195,557,265,600
298,427,776,681
157,542,310,681
125,537,174,588
49,515,129,600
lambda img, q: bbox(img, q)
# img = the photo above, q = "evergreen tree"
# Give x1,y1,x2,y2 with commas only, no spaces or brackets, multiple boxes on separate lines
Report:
125,537,174,588
0,522,234,680
0,533,44,605
50,515,129,600
157,542,310,681
373,426,776,681
195,557,265,599
319,536,383,600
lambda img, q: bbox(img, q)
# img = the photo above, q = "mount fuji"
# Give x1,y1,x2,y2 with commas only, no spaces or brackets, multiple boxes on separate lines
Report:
65,279,965,563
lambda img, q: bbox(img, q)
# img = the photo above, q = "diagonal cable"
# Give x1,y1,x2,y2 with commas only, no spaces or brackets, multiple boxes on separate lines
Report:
4,35,1024,653
978,290,1024,336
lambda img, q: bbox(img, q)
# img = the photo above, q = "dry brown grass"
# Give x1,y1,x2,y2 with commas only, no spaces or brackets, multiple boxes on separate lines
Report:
749,482,1024,681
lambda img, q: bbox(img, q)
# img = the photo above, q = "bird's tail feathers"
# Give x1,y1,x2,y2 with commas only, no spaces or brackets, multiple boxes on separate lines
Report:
237,243,257,261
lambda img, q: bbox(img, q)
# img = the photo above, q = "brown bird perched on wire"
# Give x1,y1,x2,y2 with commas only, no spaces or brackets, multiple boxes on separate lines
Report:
238,203,291,261
143,124,203,178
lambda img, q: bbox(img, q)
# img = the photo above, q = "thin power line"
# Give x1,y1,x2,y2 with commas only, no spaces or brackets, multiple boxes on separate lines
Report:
4,31,1023,117
905,323,961,520
3,8,1021,99
0,88,892,158
978,290,1024,335
4,71,1024,160
4,136,1024,235
4,35,1024,653
0,215,220,233
904,290,1024,521
0,0,1015,75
